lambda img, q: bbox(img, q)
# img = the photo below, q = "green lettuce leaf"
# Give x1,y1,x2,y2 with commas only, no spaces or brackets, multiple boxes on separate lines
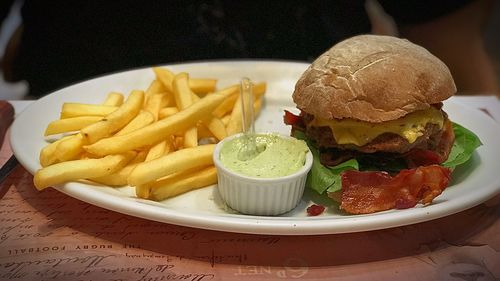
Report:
443,122,482,168
324,159,359,193
292,130,358,194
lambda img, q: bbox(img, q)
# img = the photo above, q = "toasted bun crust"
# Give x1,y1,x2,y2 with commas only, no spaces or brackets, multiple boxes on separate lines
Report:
292,35,456,122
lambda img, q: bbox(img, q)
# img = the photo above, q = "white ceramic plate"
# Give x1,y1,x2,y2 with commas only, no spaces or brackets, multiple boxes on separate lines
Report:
10,61,500,235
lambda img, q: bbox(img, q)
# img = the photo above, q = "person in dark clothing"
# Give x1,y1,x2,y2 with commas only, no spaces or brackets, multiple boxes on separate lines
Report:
1,0,496,98
379,0,498,94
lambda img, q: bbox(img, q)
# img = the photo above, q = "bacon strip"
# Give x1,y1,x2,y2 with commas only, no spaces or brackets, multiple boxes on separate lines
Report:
339,165,452,214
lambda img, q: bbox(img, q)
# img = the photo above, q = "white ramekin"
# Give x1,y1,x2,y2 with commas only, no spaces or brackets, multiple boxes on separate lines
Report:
213,133,313,216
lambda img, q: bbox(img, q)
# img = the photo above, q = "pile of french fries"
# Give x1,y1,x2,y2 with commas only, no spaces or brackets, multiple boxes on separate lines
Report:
34,67,266,201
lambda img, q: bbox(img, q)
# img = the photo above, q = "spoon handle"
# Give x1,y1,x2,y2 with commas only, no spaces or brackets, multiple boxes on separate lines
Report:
240,77,254,135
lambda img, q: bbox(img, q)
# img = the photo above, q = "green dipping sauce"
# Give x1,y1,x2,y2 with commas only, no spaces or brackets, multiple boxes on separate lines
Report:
219,133,309,178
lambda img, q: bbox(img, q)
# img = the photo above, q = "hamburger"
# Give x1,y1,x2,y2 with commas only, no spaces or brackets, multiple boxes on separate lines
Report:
284,35,481,214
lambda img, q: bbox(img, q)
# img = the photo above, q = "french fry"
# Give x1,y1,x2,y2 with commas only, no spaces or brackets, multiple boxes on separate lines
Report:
173,73,198,148
190,92,200,102
149,166,217,201
253,82,267,98
130,149,149,163
158,107,179,119
153,67,175,93
60,103,118,119
44,116,102,136
39,135,76,167
34,152,135,190
135,139,169,196
91,163,139,186
203,116,227,140
172,73,193,104
172,72,193,110
221,115,231,126
81,90,144,144
212,83,265,118
173,136,184,150
145,140,170,162
145,80,166,96
135,184,151,199
127,144,215,187
103,92,124,106
115,111,155,136
183,128,197,148
144,93,169,121
54,133,85,162
153,67,217,95
197,123,215,139
84,91,229,156
145,80,175,108
189,79,217,94
188,92,226,140
91,151,147,186
163,94,175,108
212,92,238,118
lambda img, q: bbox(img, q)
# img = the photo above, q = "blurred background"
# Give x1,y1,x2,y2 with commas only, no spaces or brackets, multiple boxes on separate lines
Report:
1,0,499,100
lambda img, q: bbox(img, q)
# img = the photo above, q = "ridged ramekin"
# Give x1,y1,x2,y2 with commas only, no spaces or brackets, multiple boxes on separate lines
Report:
213,133,313,216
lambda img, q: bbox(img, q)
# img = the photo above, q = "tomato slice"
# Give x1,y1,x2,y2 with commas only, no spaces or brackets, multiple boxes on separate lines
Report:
283,110,301,126
405,149,443,167
340,165,452,214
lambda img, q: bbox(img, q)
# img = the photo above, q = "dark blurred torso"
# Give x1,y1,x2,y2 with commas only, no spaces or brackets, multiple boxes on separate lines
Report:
15,0,370,97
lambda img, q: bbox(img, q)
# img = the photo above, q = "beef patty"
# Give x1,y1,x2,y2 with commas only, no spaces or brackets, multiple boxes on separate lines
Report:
296,111,448,166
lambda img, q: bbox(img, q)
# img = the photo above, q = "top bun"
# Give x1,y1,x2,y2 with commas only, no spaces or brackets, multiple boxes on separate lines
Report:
292,35,456,122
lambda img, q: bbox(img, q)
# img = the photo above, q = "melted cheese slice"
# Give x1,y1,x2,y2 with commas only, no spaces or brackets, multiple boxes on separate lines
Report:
310,107,444,146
